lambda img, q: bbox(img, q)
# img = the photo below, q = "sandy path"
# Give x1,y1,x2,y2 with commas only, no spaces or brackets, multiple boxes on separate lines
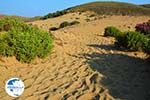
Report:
0,14,149,100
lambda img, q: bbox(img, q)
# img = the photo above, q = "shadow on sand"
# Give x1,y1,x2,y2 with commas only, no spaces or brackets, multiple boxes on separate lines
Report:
87,44,128,52
81,44,150,100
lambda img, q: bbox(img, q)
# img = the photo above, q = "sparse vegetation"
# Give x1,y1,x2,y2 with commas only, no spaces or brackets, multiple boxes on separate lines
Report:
0,18,53,63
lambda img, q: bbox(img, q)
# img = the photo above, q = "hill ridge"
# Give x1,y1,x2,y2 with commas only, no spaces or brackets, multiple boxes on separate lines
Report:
68,1,150,16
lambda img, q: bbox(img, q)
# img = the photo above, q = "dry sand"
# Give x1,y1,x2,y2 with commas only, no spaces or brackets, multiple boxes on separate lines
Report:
0,12,150,100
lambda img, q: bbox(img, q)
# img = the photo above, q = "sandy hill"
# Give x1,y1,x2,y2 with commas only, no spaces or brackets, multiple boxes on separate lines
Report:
140,4,150,8
0,2,150,100
0,14,41,22
0,14,6,19
68,2,150,16
0,14,28,20
42,2,150,20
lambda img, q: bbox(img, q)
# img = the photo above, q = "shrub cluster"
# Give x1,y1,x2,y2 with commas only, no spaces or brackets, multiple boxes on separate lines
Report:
0,18,53,63
59,21,70,28
135,20,150,35
85,18,90,22
49,21,80,31
59,21,80,28
42,10,67,20
70,21,80,25
115,31,149,51
104,26,150,53
89,14,96,17
49,27,58,31
104,26,121,37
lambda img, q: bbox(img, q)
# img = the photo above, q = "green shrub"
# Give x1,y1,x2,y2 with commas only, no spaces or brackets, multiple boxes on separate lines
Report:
85,18,90,22
104,26,121,37
49,27,58,31
0,34,15,56
115,32,126,47
75,17,80,20
59,21,70,28
0,18,53,63
115,31,149,51
51,21,80,30
70,21,80,25
89,14,96,17
42,10,67,19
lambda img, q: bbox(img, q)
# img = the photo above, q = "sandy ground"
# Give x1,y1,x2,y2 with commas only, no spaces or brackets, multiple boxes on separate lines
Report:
0,12,150,100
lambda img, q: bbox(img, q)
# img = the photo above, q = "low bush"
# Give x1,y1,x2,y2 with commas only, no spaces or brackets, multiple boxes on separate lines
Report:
59,21,70,28
70,21,80,25
104,26,121,37
115,32,126,48
89,14,96,17
49,27,58,31
0,18,53,63
53,21,80,30
75,17,80,20
135,20,150,35
85,18,90,22
115,31,149,51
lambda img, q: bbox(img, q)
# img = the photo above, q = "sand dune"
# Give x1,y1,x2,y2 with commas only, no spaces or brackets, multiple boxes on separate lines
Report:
0,12,149,100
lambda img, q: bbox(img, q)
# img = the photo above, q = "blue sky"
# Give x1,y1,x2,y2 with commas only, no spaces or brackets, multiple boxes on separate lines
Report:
0,0,149,17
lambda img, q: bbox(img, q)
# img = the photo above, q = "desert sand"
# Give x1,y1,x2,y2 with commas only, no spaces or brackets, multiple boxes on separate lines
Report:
0,12,149,100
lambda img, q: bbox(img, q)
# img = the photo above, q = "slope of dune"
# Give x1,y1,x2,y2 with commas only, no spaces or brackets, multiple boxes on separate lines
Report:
42,2,150,20
140,4,150,8
0,11,150,100
68,2,150,16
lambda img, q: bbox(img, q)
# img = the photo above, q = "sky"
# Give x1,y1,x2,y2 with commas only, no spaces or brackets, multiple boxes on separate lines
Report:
0,0,149,17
